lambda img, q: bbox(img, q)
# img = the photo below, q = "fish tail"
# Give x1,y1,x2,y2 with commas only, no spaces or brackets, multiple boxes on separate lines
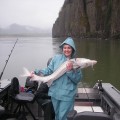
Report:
20,67,31,77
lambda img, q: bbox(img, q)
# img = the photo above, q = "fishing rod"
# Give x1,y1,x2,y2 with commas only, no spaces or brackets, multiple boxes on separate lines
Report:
0,38,18,81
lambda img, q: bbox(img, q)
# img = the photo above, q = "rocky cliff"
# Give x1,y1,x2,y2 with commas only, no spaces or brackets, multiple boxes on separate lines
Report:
52,0,120,39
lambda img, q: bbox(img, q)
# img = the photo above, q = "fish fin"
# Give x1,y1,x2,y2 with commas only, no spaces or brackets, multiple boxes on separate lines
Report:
20,67,31,77
91,61,94,70
46,81,53,87
43,78,53,87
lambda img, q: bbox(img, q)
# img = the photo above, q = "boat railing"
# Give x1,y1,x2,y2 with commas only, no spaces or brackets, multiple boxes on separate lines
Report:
101,94,115,117
100,83,120,120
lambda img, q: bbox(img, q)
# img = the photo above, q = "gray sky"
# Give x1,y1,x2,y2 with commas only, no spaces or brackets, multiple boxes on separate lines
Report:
0,0,64,29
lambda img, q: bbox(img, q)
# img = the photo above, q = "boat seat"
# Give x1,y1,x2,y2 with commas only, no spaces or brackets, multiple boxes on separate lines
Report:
25,76,38,93
67,110,112,120
8,77,37,120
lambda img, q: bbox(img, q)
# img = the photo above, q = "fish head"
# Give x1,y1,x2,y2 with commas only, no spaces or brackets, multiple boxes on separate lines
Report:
91,60,97,65
75,58,97,69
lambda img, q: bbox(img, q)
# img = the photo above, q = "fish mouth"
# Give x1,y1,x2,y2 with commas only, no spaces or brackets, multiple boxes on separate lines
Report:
93,60,97,64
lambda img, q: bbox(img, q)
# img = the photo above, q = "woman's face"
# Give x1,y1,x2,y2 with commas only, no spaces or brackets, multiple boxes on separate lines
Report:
63,44,73,58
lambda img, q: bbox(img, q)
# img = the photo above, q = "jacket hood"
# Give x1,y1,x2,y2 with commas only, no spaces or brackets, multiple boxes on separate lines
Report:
60,37,76,57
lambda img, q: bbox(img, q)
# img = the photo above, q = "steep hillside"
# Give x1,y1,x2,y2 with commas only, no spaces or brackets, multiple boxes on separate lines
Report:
52,0,120,39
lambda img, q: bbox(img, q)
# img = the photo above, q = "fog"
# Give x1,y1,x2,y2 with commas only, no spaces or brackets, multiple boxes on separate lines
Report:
0,0,64,29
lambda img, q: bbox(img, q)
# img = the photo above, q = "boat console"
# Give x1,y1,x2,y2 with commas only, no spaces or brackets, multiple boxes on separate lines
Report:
101,83,120,120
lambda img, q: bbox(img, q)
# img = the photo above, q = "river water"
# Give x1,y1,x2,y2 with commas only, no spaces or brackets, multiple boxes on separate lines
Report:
0,36,120,90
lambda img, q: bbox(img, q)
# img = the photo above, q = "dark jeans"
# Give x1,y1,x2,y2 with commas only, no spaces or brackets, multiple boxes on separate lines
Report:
36,98,55,120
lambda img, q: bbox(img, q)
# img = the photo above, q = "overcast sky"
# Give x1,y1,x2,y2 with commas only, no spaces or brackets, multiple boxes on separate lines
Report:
0,0,64,29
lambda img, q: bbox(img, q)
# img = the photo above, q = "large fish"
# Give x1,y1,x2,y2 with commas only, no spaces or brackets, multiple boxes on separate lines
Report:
21,58,97,86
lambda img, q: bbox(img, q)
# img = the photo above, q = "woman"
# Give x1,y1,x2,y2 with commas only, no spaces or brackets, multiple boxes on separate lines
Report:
33,37,82,120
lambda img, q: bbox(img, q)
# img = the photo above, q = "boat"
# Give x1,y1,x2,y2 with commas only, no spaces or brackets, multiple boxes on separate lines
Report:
0,78,120,120
69,80,120,120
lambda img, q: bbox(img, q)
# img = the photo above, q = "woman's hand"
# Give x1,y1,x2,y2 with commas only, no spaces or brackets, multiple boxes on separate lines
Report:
66,61,73,71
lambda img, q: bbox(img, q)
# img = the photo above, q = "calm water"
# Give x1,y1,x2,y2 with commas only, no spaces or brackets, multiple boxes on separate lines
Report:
0,36,120,90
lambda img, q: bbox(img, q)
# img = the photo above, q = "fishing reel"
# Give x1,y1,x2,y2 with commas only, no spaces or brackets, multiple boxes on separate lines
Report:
97,80,103,92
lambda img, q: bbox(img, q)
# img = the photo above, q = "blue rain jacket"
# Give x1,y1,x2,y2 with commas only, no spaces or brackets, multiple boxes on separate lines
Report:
39,37,82,101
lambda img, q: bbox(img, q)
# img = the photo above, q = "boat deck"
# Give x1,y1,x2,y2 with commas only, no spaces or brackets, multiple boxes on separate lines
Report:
75,88,101,104
1,80,120,120
74,87,103,115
